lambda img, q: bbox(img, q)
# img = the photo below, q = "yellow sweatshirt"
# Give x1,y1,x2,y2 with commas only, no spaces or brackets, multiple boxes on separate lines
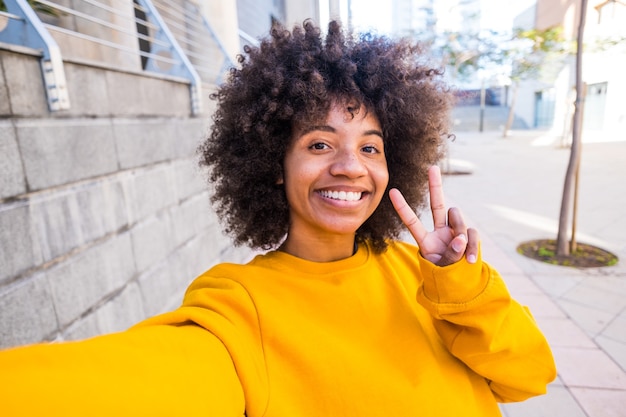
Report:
0,241,555,416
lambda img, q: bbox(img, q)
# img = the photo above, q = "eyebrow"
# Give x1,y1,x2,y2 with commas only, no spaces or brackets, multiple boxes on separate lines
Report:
300,125,384,139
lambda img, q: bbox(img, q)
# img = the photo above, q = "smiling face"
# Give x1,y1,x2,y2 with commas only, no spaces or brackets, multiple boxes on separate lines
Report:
279,102,389,260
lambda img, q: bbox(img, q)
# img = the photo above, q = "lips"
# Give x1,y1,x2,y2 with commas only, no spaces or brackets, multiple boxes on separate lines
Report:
318,190,363,201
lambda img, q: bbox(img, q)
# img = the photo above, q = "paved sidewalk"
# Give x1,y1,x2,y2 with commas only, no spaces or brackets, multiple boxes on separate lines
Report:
434,129,626,417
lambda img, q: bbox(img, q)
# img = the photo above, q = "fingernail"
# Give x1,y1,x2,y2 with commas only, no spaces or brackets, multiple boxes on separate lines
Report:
467,254,477,264
452,234,466,253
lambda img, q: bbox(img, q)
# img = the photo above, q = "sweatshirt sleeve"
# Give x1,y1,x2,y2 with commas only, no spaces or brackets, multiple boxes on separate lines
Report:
414,248,557,403
0,324,245,417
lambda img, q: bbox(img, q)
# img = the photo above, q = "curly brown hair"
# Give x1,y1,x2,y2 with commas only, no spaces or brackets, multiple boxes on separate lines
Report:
199,19,453,253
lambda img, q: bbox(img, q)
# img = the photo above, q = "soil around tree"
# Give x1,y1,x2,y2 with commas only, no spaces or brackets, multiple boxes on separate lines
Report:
517,239,618,268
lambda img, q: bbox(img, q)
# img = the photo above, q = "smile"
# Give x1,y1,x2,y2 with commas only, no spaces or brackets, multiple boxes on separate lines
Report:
319,190,363,201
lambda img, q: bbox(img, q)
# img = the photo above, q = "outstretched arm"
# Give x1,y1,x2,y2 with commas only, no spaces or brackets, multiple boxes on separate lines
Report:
0,325,245,416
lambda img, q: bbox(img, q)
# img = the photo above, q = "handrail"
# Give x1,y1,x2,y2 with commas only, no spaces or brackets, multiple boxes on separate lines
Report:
239,29,260,47
0,0,70,111
134,0,202,115
0,0,241,116
152,0,237,84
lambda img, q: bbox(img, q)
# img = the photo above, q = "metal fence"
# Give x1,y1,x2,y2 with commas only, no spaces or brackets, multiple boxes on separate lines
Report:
0,0,236,113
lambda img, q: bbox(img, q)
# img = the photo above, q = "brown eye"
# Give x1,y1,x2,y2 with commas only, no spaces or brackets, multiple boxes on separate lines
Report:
310,142,329,151
362,145,380,154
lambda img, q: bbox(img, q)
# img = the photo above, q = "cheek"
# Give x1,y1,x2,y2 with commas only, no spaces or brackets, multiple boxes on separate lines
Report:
283,168,313,204
375,162,390,191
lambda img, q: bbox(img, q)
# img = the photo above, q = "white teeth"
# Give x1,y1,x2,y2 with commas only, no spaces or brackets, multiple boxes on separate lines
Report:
320,190,362,201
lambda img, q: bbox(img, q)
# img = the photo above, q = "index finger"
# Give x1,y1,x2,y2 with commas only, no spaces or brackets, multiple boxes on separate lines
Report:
428,166,447,229
389,188,428,244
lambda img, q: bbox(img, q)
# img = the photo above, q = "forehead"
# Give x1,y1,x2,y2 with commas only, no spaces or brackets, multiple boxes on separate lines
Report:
300,100,380,130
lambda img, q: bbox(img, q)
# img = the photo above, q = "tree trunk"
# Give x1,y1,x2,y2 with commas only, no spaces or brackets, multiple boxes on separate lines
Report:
556,0,587,256
502,81,518,138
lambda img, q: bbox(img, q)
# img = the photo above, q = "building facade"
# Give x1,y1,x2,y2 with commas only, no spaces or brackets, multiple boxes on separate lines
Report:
517,0,626,141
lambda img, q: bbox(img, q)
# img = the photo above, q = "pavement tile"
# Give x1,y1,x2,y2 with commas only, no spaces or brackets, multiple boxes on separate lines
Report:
601,314,626,344
531,273,585,298
500,383,587,417
537,317,597,349
595,336,626,373
514,293,567,319
552,347,626,390
561,283,626,316
556,299,616,337
503,273,544,297
568,387,626,417
582,275,626,296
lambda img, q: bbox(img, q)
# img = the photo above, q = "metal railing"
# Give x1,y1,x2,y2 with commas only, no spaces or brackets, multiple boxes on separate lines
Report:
152,0,236,86
0,0,237,114
0,0,70,111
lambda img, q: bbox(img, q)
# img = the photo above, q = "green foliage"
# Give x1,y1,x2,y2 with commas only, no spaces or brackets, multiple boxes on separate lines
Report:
537,246,556,257
411,24,567,85
414,28,504,82
506,26,568,82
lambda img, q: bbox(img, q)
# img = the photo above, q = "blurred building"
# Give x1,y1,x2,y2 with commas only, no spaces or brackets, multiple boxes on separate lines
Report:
514,0,626,140
237,0,321,48
392,0,437,36
390,0,481,36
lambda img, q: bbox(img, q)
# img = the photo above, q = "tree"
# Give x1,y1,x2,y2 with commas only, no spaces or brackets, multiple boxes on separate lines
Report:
556,0,588,256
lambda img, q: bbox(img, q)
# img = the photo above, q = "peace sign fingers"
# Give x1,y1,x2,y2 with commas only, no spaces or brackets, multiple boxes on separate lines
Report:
428,166,448,230
390,165,479,266
389,187,428,245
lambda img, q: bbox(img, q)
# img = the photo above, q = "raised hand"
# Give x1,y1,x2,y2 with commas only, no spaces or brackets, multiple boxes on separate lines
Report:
389,166,478,267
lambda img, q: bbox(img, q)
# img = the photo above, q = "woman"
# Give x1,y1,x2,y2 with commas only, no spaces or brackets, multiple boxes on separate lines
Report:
0,20,555,416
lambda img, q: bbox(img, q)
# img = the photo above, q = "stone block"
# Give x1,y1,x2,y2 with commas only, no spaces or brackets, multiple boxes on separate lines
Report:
0,201,43,284
130,212,175,274
162,236,208,292
0,273,58,349
170,192,211,247
63,63,110,116
1,50,49,116
113,118,177,169
0,125,27,199
64,283,146,340
93,282,146,334
75,177,130,243
137,258,180,317
26,177,130,264
29,190,85,262
105,71,190,117
124,164,178,223
171,118,206,158
173,157,208,202
139,76,191,117
0,57,9,116
47,233,136,327
61,311,101,342
181,226,228,279
16,119,118,190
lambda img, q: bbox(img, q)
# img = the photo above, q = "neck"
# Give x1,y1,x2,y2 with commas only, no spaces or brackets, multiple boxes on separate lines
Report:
280,233,357,262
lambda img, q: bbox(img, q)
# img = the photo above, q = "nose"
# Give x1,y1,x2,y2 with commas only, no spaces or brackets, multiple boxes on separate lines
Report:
329,148,368,178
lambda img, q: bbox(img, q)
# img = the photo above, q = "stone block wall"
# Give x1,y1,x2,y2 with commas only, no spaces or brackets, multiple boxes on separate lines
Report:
0,48,253,350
